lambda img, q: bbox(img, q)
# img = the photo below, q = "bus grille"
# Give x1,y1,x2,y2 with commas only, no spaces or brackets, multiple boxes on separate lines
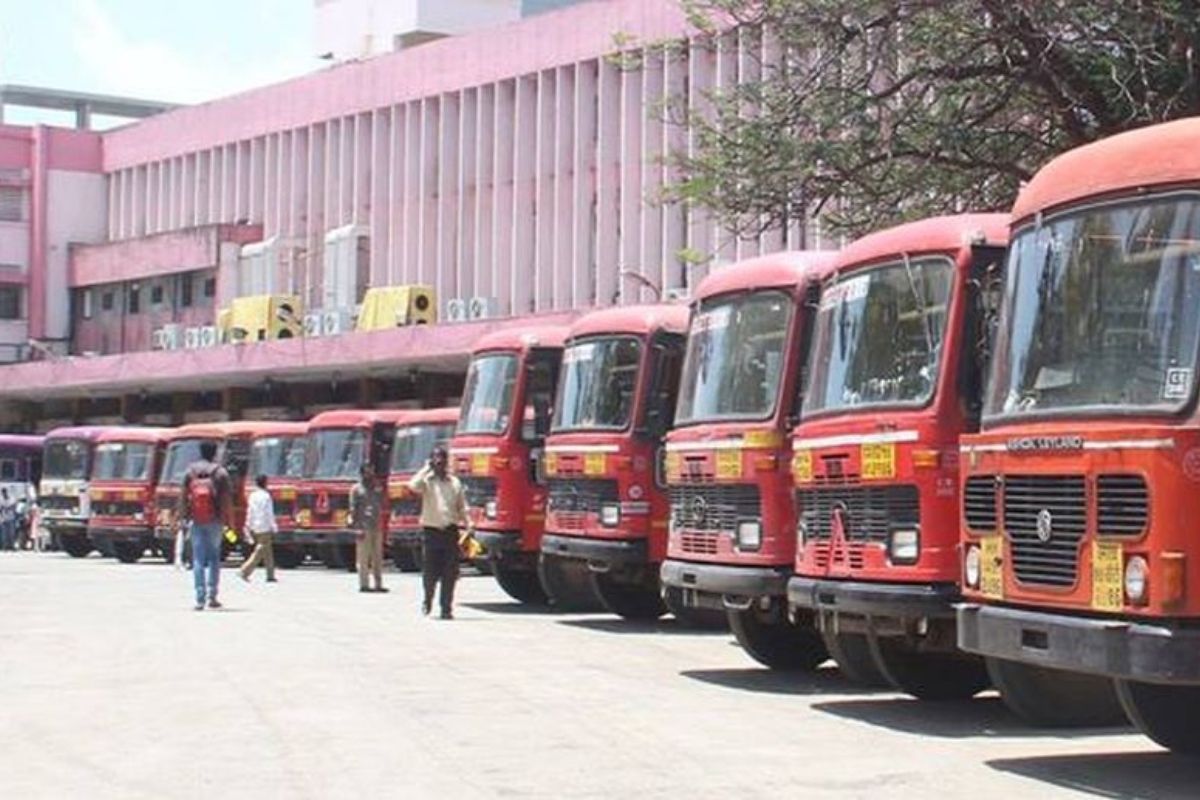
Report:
668,484,760,533
460,477,497,510
547,479,619,514
797,485,919,543
963,475,999,531
1097,474,1149,536
1003,474,1086,587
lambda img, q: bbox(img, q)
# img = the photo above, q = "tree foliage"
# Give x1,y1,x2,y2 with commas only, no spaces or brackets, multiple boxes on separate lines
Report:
668,0,1200,238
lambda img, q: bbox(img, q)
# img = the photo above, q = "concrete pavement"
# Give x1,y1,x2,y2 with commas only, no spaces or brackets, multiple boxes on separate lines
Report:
0,552,1196,799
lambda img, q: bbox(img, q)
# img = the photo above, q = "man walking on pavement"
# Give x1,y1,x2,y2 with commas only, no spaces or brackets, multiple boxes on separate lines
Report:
408,445,471,620
239,474,278,584
180,441,233,610
349,462,387,593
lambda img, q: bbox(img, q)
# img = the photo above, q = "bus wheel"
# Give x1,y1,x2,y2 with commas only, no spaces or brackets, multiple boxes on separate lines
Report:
392,547,421,573
61,535,93,559
112,541,143,564
1116,680,1200,754
822,631,893,688
662,587,728,629
870,637,989,701
592,572,666,621
729,604,827,670
987,658,1127,727
492,560,549,605
273,546,304,570
538,554,604,612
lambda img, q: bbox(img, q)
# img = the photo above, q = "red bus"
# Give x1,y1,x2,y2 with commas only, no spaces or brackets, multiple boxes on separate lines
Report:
787,214,1008,694
540,304,690,619
659,251,837,664
41,426,123,558
386,407,460,571
245,422,309,568
87,427,173,564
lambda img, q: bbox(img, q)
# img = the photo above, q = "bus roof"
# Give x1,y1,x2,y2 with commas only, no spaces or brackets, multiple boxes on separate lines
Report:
472,323,571,354
44,426,129,442
694,251,838,302
567,304,691,340
0,434,43,450
169,421,306,441
307,409,411,430
834,213,1009,273
1012,118,1200,224
96,427,174,445
395,407,460,427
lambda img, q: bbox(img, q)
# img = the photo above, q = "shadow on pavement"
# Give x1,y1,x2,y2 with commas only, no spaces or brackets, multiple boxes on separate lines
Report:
557,617,730,636
988,750,1200,799
680,665,876,696
460,601,557,616
812,696,1134,740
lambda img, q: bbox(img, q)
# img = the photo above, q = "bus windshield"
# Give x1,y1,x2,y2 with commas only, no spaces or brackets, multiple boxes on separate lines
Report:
92,442,155,481
458,354,519,435
159,438,216,485
676,291,791,424
986,196,1200,419
391,423,456,473
250,436,306,479
804,258,953,416
44,439,92,480
552,337,642,431
305,428,367,479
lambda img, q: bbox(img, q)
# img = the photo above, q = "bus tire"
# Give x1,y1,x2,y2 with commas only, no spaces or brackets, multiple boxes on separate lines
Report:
822,631,893,688
1115,680,1200,754
538,554,604,612
728,604,827,670
869,636,989,701
592,572,667,621
61,534,92,559
493,560,549,605
113,541,144,564
987,657,1127,727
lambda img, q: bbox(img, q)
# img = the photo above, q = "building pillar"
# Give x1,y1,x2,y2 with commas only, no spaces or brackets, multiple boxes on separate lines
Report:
171,393,191,426
222,387,245,421
75,102,92,130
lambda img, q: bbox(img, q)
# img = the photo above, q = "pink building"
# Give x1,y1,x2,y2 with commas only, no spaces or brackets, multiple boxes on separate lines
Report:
0,0,824,428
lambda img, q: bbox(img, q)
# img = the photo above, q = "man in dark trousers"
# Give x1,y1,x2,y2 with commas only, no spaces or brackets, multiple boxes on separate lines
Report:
180,441,233,611
407,446,470,619
349,462,387,594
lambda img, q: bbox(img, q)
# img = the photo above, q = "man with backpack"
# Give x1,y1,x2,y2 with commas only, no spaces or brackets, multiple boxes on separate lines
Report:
180,441,233,611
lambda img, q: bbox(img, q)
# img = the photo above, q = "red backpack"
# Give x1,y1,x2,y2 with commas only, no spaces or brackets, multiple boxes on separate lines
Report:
188,466,220,524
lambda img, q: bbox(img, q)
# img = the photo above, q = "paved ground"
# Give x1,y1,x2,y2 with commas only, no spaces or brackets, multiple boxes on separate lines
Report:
1,553,1197,800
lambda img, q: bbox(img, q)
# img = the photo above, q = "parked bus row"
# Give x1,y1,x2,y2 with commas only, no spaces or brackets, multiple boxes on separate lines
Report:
6,116,1198,755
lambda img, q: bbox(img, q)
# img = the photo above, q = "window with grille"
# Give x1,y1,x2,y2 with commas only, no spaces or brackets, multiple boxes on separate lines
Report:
81,289,94,319
0,286,22,320
101,291,115,312
179,274,194,307
128,284,141,315
0,186,25,222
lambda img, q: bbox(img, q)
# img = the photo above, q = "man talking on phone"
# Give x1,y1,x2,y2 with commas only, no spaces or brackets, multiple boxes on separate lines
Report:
407,445,471,619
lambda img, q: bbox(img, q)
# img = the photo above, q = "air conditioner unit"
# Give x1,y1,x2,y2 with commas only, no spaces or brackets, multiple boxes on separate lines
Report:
183,327,203,349
199,326,220,348
468,296,500,320
303,312,323,338
322,308,353,337
445,298,469,323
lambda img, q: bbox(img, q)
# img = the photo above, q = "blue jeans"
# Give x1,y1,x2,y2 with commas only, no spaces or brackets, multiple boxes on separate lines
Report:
190,522,222,605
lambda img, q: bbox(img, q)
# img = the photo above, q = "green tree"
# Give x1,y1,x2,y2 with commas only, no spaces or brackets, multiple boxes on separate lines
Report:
667,0,1200,238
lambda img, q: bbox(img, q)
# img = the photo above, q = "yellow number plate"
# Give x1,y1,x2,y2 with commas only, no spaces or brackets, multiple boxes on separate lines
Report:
544,452,558,477
334,510,348,527
792,449,813,483
716,450,742,480
471,453,490,475
980,535,1003,600
1092,540,1124,612
296,510,311,527
664,452,681,479
861,442,896,480
584,452,606,476
122,490,141,501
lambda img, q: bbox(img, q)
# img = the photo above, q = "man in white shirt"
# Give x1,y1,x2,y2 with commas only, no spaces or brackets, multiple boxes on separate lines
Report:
408,446,471,619
239,474,279,583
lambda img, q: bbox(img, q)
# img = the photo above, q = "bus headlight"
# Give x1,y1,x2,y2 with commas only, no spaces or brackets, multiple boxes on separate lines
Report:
485,500,498,520
1125,555,1149,606
964,545,981,589
888,528,920,565
599,504,621,527
736,520,762,551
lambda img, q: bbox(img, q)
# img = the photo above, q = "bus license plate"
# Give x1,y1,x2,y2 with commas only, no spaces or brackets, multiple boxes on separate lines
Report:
861,443,896,479
584,452,606,476
471,453,490,475
1092,541,1124,612
716,450,742,480
980,535,1003,599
